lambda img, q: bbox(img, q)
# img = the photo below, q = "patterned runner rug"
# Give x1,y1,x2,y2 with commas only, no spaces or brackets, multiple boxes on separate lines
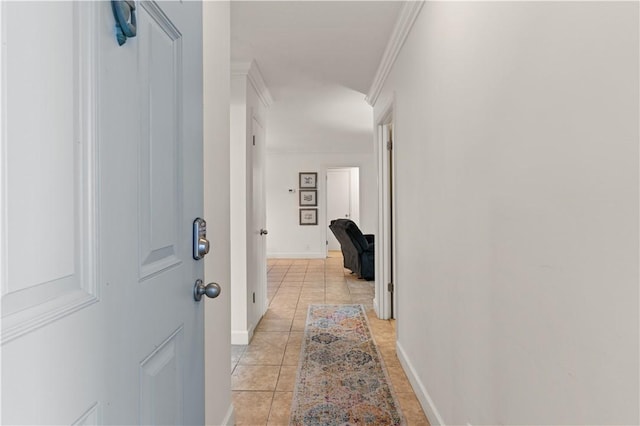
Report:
290,304,405,426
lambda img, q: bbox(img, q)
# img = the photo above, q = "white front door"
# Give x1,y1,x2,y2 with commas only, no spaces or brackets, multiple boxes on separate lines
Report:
1,2,206,424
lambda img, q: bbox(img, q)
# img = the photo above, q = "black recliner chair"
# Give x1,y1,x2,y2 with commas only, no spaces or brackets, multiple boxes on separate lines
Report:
329,219,375,281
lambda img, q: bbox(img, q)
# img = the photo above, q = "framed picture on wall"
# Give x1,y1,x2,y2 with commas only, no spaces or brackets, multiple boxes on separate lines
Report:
299,208,318,226
299,172,317,189
299,190,317,206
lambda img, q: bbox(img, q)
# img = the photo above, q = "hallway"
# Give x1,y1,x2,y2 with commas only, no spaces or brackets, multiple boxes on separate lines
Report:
231,253,429,425
1,2,636,424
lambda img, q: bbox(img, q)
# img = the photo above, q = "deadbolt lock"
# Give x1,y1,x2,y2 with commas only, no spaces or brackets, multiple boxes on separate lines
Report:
193,218,210,260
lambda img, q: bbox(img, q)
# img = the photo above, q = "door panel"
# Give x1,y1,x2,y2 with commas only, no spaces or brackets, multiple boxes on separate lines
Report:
1,1,98,343
140,327,184,425
6,1,75,292
72,403,100,426
137,2,183,279
2,3,102,424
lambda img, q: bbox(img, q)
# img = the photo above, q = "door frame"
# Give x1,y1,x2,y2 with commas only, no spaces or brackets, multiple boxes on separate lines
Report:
324,166,360,257
202,3,233,423
374,97,395,320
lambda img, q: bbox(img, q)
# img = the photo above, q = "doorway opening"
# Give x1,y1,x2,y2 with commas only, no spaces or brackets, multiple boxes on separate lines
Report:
325,167,360,256
375,100,395,320
386,124,395,319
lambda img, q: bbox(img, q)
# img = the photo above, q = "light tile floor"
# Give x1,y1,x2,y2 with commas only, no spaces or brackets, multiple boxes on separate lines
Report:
231,252,430,425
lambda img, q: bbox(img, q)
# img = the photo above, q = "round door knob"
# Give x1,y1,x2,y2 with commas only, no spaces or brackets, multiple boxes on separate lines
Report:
260,229,268,235
193,279,221,301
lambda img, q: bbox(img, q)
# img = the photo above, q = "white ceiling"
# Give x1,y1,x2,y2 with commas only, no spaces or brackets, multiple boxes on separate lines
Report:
231,1,403,152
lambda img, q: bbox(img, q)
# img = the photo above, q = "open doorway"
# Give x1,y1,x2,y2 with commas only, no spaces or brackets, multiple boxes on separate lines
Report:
375,101,395,320
326,167,360,256
386,124,395,319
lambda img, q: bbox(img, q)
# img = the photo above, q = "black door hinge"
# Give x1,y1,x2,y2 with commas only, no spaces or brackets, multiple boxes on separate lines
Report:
388,282,394,292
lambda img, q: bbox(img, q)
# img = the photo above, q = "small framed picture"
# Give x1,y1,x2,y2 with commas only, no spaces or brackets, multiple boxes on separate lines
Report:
299,190,317,206
299,172,317,189
299,208,318,226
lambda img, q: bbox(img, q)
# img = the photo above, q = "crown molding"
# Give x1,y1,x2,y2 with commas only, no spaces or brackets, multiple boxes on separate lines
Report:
248,61,274,108
365,1,425,107
231,60,274,108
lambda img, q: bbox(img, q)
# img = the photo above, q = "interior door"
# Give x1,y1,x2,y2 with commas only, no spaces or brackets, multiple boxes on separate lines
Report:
1,2,206,424
378,121,395,320
326,169,352,251
250,117,268,317
387,124,396,319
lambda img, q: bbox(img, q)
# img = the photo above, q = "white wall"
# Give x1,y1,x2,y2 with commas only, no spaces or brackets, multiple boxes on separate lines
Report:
203,1,233,424
374,2,639,425
266,151,376,258
230,76,248,344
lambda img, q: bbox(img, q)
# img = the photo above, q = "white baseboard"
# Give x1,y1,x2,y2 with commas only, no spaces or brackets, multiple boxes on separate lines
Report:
267,252,326,259
231,330,248,345
220,403,235,426
396,340,446,426
231,324,254,345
